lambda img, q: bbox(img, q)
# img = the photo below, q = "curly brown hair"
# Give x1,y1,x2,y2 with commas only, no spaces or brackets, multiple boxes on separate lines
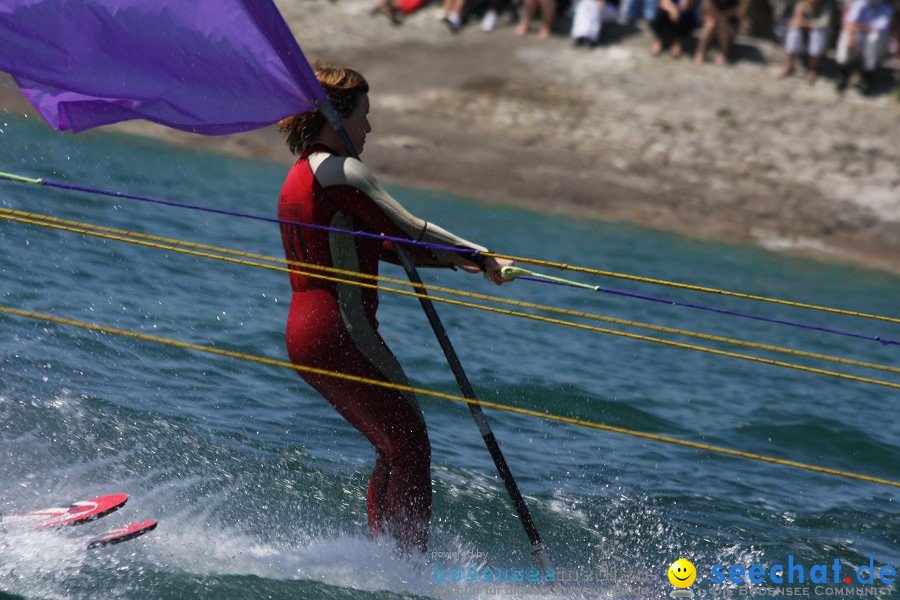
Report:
279,65,370,156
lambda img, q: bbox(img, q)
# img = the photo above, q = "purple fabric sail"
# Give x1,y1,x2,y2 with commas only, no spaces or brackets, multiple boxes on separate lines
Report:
0,0,326,134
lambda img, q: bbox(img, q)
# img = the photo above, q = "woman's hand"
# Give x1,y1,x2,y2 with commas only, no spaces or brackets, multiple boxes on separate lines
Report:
460,255,516,285
486,256,515,284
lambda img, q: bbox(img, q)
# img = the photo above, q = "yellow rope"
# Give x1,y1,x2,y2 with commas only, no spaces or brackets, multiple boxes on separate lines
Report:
485,253,900,325
2,208,899,391
1,303,896,489
1,168,896,325
4,207,897,380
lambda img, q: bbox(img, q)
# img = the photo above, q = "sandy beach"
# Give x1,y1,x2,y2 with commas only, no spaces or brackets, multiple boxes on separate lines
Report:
2,0,899,274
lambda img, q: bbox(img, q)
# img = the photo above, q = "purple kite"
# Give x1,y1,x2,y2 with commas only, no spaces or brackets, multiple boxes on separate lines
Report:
0,0,326,134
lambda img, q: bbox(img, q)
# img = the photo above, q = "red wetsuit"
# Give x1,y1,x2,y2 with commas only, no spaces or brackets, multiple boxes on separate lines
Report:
279,147,485,551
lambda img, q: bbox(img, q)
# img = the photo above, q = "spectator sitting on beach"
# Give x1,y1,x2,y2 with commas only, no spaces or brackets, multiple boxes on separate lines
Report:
694,0,742,65
835,0,895,93
650,0,699,57
780,0,835,81
517,0,557,38
571,0,605,45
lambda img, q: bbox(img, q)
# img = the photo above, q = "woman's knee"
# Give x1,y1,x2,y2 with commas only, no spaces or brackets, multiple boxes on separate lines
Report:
378,417,430,465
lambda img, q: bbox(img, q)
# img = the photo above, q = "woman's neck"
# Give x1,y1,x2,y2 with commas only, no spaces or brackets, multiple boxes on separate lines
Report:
311,129,348,156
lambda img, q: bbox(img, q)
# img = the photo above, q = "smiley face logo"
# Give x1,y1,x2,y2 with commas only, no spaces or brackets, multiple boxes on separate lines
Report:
668,558,697,588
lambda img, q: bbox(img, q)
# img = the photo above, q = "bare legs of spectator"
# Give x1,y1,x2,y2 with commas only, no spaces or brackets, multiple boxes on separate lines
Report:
694,16,716,63
694,10,736,65
781,51,822,80
517,0,556,38
714,18,735,64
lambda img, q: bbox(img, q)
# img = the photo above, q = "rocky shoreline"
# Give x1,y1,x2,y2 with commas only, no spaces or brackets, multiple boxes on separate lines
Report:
2,0,899,275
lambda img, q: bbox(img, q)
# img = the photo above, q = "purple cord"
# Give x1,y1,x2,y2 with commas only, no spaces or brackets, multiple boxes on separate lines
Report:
41,179,479,257
31,179,899,348
518,275,899,347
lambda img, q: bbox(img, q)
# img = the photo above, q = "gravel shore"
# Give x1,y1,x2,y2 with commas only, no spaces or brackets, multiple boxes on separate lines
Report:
2,0,899,274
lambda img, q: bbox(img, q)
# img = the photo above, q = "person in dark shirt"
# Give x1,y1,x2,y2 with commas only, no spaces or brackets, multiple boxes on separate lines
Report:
651,0,700,57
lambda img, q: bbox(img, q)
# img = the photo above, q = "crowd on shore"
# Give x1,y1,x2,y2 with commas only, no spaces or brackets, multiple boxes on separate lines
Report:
371,0,899,94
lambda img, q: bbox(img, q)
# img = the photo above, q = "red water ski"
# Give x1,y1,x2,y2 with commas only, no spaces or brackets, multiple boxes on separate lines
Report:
16,494,128,527
87,520,157,548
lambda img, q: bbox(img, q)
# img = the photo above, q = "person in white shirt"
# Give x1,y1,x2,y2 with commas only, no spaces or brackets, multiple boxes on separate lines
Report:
835,0,895,93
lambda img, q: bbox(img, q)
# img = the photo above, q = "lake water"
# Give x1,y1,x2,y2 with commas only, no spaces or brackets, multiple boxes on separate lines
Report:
0,115,897,599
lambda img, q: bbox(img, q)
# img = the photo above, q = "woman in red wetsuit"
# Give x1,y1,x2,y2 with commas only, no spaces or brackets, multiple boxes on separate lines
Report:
277,66,513,553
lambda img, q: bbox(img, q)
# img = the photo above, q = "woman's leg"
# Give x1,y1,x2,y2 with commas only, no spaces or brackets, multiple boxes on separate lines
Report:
537,0,556,39
301,362,432,552
287,295,432,553
517,0,538,34
694,15,716,63
714,18,735,64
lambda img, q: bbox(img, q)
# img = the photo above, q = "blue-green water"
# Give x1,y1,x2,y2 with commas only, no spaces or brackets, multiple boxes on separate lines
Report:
0,114,897,600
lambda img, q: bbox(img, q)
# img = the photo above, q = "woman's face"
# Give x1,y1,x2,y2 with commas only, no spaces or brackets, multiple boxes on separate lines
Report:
345,93,371,156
